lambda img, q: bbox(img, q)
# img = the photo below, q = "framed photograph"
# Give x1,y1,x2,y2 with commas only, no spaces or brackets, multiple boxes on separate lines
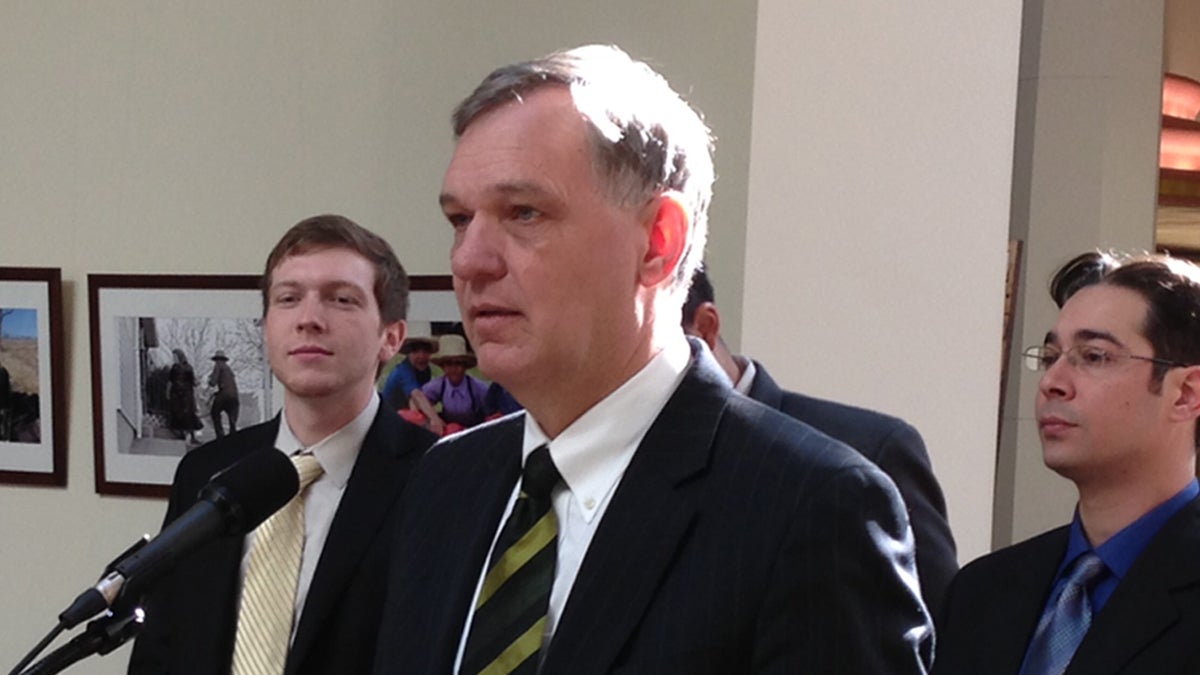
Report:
89,274,281,497
377,275,526,435
377,275,460,404
0,267,66,487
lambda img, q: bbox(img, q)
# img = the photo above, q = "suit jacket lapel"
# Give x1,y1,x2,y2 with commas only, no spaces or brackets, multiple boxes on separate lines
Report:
542,343,728,674
286,408,415,671
398,417,524,672
178,420,280,672
989,534,1065,673
943,528,1064,674
1067,497,1200,674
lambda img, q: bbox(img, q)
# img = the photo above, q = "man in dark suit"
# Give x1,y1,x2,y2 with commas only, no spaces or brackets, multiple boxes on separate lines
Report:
935,251,1200,674
127,214,438,675
375,44,931,674
681,266,958,613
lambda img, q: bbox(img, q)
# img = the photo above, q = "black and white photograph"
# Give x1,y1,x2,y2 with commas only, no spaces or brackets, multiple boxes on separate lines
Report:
89,274,277,497
118,316,271,454
0,267,65,487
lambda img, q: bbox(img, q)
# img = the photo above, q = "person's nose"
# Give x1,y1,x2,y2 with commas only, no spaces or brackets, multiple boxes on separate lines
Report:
451,214,506,284
1038,350,1074,401
294,294,327,334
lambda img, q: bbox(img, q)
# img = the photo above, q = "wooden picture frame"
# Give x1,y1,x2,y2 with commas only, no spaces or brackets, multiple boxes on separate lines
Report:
89,274,274,497
0,267,66,487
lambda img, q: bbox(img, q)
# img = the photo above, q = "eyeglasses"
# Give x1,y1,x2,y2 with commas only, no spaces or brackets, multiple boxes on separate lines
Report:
1022,345,1188,374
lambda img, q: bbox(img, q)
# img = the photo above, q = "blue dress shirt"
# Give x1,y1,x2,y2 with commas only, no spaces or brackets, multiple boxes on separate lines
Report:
1020,478,1200,670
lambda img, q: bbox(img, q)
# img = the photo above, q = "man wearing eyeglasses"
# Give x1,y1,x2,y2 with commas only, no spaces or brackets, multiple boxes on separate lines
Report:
934,251,1200,674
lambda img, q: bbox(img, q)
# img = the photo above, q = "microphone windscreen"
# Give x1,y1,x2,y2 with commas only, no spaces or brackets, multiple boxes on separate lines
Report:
202,449,300,534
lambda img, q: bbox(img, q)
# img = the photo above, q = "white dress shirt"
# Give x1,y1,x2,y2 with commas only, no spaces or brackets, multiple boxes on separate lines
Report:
238,393,379,641
732,354,756,395
453,337,691,671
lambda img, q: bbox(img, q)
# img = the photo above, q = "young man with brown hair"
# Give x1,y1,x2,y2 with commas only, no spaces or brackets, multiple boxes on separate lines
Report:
128,214,437,675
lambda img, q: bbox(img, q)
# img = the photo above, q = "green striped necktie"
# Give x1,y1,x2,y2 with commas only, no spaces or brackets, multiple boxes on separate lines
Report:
462,445,561,675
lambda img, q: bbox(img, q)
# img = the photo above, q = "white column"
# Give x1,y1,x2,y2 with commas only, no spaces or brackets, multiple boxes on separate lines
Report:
742,1,1023,563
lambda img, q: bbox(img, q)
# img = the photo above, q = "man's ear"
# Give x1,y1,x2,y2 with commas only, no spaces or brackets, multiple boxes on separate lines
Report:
379,320,406,364
1169,366,1200,424
639,192,688,288
691,302,722,351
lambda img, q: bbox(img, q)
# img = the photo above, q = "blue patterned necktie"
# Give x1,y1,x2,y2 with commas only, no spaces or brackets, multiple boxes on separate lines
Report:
1020,552,1107,675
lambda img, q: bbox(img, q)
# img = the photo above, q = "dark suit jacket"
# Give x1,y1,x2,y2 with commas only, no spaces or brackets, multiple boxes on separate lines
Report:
127,403,437,675
375,342,932,674
746,362,957,613
934,495,1200,674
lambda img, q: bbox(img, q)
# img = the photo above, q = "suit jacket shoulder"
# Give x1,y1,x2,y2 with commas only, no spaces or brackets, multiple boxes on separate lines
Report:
934,526,1065,674
749,361,957,613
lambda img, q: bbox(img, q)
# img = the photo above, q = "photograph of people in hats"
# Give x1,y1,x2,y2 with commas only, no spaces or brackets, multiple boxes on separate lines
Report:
400,333,510,435
207,349,239,439
116,315,272,458
380,320,439,411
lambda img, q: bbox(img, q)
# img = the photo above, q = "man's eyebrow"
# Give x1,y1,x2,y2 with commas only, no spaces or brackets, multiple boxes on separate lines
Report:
325,280,368,294
1043,328,1126,348
1073,328,1125,347
439,181,551,209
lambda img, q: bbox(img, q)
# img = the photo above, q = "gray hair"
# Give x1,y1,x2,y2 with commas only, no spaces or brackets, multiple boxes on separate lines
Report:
452,44,714,293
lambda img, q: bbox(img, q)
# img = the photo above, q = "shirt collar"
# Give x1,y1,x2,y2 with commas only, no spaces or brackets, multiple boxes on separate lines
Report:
523,337,691,523
444,376,470,390
275,394,379,489
733,355,756,395
1062,478,1200,580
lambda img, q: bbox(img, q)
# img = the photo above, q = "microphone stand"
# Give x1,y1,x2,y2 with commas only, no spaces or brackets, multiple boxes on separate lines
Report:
7,536,150,675
19,605,143,675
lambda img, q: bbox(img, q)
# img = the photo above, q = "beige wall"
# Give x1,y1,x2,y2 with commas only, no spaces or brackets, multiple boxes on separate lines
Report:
0,4,757,670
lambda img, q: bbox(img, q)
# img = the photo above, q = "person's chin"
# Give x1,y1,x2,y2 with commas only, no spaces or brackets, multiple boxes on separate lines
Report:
1041,444,1083,476
472,348,526,387
280,374,339,400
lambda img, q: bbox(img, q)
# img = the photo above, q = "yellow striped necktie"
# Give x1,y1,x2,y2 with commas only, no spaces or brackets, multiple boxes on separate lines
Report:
462,445,561,675
230,453,324,675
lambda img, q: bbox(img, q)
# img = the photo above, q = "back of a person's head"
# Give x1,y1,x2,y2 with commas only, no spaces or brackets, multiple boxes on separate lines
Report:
682,266,715,328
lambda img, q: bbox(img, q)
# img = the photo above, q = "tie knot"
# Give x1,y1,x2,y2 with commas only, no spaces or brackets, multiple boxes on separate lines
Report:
1067,552,1107,589
292,453,324,492
521,445,560,502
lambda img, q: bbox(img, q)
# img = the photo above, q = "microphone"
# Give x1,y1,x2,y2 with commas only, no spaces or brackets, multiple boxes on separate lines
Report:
58,448,299,629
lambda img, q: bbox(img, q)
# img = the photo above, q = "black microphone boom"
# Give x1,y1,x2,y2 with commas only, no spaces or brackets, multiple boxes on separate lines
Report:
57,448,299,629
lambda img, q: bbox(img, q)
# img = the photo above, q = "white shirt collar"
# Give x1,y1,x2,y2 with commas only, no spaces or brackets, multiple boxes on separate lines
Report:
274,394,379,489
733,355,756,395
523,337,691,523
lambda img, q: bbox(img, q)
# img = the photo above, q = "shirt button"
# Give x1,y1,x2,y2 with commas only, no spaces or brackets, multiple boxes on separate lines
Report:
584,498,596,510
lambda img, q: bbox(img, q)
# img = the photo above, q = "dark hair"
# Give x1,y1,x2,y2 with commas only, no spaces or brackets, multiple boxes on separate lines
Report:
1050,251,1200,444
452,44,714,295
1048,251,1117,308
681,265,715,328
262,214,410,324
